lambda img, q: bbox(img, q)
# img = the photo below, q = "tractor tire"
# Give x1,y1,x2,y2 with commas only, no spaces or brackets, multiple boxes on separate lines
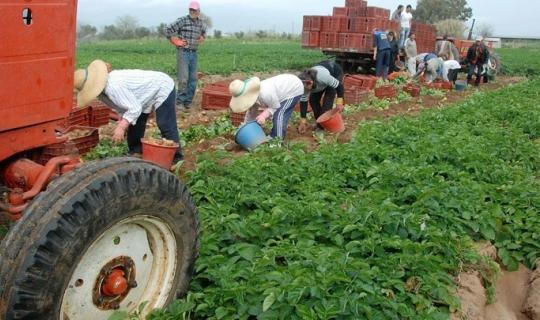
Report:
0,157,199,320
488,53,502,76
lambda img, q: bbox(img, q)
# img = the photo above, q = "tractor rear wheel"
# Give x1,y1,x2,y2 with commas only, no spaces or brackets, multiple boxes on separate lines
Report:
0,157,199,319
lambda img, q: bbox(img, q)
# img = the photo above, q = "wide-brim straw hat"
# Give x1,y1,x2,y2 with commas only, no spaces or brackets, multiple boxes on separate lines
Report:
229,77,261,113
73,59,108,107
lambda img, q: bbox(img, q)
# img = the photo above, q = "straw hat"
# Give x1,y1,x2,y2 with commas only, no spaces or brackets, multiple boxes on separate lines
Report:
73,59,108,107
229,77,261,113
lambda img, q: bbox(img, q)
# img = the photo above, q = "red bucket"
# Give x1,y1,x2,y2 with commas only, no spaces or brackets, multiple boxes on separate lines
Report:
141,139,178,169
317,108,345,133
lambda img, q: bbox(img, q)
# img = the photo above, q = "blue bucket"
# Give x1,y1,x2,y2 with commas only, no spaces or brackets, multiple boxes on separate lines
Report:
454,80,467,91
235,121,270,151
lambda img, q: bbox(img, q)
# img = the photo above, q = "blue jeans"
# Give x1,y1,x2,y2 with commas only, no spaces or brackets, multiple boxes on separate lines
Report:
271,96,301,139
127,90,183,159
399,27,410,48
376,49,391,80
176,49,198,106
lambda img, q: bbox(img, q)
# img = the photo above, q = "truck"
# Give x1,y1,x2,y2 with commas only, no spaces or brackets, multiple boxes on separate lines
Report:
0,1,199,319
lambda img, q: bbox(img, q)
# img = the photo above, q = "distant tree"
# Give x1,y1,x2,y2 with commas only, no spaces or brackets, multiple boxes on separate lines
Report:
115,15,139,39
100,25,119,40
435,19,467,38
234,31,245,39
157,23,168,37
255,30,268,38
476,23,494,38
213,30,222,39
415,0,473,24
135,26,151,38
77,23,97,41
199,13,213,30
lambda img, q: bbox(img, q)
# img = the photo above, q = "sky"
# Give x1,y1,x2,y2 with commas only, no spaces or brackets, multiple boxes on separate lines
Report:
77,0,538,38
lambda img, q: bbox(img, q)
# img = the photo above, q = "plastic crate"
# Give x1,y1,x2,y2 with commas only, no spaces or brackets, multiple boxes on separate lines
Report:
374,85,397,99
321,17,348,32
339,33,371,51
344,74,377,90
58,105,91,130
344,88,371,105
403,85,421,97
349,17,382,33
302,31,320,47
39,126,99,164
333,7,348,16
320,32,340,48
89,102,111,127
304,16,323,31
303,16,312,31
230,111,246,127
365,7,390,19
202,88,231,110
345,0,367,7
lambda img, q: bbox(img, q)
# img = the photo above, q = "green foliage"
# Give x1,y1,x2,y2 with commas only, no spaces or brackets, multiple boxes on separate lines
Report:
76,38,326,76
149,79,540,319
497,48,540,76
83,139,129,160
415,0,473,24
421,87,446,98
181,115,235,145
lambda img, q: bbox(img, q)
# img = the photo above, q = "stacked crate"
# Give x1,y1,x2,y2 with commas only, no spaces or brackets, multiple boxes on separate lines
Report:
411,22,437,54
302,1,435,54
202,80,232,110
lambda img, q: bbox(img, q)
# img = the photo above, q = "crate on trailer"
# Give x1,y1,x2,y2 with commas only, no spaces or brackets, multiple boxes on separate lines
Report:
311,16,323,31
345,0,367,8
321,16,348,32
333,7,349,16
302,31,320,47
365,6,390,19
349,17,379,33
320,32,339,48
340,33,371,51
303,16,312,31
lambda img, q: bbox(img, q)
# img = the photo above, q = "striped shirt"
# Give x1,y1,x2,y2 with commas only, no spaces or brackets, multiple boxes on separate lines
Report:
245,74,304,121
100,70,175,125
165,15,206,50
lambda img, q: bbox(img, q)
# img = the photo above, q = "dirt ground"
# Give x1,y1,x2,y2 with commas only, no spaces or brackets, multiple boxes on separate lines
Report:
452,241,540,320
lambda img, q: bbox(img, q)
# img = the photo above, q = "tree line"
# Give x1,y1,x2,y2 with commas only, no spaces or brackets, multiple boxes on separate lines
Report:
78,1,494,42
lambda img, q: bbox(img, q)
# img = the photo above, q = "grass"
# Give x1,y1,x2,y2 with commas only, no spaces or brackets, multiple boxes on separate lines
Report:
76,38,327,76
496,47,540,76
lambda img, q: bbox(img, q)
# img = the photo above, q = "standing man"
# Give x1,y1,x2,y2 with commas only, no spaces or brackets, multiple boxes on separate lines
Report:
404,33,417,76
165,1,206,110
373,28,391,81
391,5,404,21
399,5,413,49
466,37,490,86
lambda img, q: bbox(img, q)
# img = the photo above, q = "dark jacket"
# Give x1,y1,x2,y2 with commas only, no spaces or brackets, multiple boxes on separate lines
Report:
467,43,489,65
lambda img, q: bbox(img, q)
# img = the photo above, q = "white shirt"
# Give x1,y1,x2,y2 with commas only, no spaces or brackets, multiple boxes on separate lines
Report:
442,60,462,81
400,12,413,28
245,74,304,121
102,70,175,125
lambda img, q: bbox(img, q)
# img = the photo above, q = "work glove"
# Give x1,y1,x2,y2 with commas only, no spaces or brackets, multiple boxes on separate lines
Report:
256,109,271,125
298,118,308,134
198,35,205,44
336,98,344,113
170,37,187,47
112,119,129,144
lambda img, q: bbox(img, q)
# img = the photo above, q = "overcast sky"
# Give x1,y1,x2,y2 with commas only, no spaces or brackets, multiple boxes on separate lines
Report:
77,0,537,37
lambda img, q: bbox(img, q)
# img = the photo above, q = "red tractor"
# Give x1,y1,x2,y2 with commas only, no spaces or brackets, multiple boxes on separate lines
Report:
0,1,199,319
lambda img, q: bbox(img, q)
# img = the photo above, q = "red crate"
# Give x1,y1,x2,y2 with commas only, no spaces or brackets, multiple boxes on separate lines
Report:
230,111,246,127
321,16,349,32
89,102,111,127
39,126,99,164
344,88,371,105
365,6,390,19
202,89,231,110
375,85,397,99
339,33,371,51
302,31,320,47
58,105,91,130
349,17,380,33
333,7,348,16
403,85,421,97
344,74,377,90
320,32,339,48
345,0,367,7
303,16,311,31
303,16,325,31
